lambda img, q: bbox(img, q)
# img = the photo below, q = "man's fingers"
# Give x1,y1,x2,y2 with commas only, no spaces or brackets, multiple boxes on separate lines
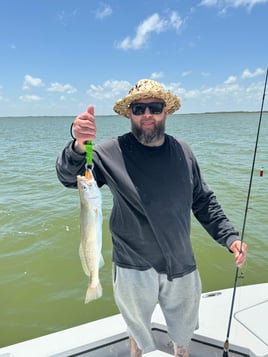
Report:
229,240,247,268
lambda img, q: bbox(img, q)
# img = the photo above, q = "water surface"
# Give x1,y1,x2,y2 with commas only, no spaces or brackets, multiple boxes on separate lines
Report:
0,112,267,347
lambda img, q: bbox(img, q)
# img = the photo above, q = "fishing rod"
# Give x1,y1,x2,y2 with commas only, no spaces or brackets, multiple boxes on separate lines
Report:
223,66,268,357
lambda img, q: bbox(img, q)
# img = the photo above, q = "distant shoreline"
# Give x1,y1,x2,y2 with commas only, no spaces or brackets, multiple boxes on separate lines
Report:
1,111,267,118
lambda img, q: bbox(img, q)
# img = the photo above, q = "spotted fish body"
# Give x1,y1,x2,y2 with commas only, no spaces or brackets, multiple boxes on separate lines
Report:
77,172,103,303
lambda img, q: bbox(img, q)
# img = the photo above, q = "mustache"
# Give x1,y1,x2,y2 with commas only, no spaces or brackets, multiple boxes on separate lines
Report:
140,118,156,124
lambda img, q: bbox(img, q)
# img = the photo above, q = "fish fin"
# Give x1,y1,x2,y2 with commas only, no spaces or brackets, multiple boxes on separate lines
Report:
84,282,102,303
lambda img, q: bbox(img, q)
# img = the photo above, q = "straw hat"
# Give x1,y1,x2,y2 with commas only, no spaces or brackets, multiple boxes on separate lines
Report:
113,79,181,117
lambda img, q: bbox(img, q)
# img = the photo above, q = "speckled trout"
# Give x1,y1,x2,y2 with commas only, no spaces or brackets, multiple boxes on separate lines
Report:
77,171,103,303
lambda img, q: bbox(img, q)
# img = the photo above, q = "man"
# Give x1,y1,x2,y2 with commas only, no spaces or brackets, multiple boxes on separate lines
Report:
56,79,247,357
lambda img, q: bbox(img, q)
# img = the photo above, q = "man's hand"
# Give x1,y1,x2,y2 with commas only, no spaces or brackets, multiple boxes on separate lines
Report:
229,240,247,268
73,105,96,153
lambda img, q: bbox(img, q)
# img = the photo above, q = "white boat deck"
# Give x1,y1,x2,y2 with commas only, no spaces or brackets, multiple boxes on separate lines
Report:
196,283,268,356
0,283,267,357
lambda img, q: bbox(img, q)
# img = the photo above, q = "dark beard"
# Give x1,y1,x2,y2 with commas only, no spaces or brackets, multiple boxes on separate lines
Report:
131,120,165,145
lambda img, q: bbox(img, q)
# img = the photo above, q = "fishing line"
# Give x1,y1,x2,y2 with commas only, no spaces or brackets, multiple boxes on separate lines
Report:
223,66,268,357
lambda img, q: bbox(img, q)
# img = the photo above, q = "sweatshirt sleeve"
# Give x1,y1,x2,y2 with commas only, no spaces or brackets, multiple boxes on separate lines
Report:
177,138,239,249
56,140,86,188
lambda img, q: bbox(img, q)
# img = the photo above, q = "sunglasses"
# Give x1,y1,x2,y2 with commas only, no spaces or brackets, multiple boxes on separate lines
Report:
129,102,165,116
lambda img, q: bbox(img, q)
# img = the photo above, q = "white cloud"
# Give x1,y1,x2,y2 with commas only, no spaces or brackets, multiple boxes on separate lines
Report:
199,0,217,5
47,82,77,94
181,71,192,77
151,72,164,79
199,0,268,11
241,68,265,79
95,4,112,19
227,0,268,10
117,13,166,50
22,75,44,90
163,82,184,96
87,80,131,100
170,11,183,30
224,75,237,84
19,95,42,102
117,12,183,50
179,73,266,112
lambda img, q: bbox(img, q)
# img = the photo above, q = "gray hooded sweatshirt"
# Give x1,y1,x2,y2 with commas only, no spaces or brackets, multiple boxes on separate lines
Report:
56,133,239,280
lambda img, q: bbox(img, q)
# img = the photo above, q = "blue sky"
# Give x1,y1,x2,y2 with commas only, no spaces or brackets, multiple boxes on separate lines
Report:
0,0,267,116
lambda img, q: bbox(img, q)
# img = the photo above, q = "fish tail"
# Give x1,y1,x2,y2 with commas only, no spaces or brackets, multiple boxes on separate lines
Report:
84,282,102,303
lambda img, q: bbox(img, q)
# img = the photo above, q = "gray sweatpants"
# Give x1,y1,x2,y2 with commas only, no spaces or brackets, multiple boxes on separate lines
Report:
113,266,201,353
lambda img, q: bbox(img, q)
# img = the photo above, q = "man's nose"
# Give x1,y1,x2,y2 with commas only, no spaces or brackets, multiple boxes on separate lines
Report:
144,107,152,115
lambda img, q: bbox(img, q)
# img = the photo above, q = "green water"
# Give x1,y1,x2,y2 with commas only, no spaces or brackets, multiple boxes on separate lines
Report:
0,113,267,347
